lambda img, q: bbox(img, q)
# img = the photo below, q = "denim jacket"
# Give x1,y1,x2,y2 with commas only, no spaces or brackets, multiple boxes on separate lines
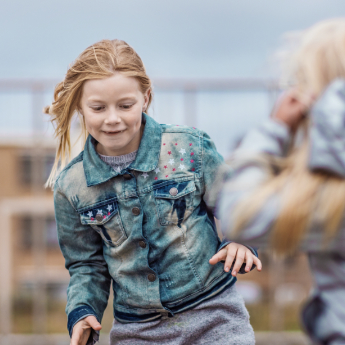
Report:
54,114,256,343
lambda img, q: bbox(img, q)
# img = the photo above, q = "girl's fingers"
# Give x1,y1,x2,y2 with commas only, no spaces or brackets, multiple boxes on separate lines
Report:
85,316,102,331
231,247,245,276
209,248,226,265
224,247,238,272
70,327,83,345
70,316,100,345
244,252,254,272
253,256,262,271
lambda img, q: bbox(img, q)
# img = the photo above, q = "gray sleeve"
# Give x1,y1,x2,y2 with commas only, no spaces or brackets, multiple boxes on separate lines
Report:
302,253,345,345
218,119,291,246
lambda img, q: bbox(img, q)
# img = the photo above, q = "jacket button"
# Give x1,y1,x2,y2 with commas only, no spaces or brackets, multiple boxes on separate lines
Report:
132,207,140,216
123,174,132,180
148,273,156,282
169,187,178,196
139,240,147,248
95,214,103,222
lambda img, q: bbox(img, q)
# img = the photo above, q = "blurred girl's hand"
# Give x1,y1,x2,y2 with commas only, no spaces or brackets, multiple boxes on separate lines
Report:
70,315,102,345
209,242,262,277
272,89,314,132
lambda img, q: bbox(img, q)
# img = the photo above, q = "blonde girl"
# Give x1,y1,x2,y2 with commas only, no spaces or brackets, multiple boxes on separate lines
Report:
46,39,261,345
218,18,345,344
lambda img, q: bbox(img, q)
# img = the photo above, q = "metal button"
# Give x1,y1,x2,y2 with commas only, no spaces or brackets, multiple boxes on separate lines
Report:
139,240,146,248
132,207,140,216
148,273,156,282
123,174,132,180
169,187,178,196
95,214,103,222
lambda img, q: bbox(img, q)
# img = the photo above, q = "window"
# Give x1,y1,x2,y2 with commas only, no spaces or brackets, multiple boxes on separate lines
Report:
19,215,59,250
18,151,55,187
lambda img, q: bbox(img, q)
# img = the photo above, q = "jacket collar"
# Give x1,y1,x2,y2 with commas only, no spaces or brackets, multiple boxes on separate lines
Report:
83,113,162,187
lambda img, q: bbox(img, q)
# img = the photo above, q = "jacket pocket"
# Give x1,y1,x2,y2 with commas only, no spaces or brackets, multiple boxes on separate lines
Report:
154,180,196,226
78,199,127,247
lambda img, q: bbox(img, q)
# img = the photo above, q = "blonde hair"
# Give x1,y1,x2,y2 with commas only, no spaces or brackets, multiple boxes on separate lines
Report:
233,18,345,256
45,39,153,187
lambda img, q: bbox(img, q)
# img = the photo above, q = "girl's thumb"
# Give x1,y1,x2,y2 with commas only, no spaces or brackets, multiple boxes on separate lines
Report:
86,316,102,331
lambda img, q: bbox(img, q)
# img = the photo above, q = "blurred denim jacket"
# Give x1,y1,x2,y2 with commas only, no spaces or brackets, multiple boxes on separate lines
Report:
54,113,256,343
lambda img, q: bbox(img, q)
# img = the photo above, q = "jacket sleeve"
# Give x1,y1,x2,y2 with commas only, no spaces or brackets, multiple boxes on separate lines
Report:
54,180,112,344
302,253,345,345
218,119,292,248
201,130,258,271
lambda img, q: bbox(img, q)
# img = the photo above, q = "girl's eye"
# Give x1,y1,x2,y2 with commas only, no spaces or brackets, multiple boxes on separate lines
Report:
92,106,105,111
121,104,133,109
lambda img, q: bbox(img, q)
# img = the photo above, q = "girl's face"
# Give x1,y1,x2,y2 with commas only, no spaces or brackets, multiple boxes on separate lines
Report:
79,72,150,156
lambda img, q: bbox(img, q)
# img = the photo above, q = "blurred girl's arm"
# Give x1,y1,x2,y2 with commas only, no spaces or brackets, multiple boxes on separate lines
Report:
218,90,307,246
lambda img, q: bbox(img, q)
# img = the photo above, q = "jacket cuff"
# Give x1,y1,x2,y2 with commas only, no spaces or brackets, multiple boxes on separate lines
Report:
217,240,258,274
68,305,100,345
217,239,232,252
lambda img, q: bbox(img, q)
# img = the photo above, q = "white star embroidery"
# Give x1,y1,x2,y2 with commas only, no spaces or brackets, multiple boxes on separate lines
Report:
179,164,185,170
115,167,121,173
179,148,186,155
142,172,149,178
168,159,175,165
97,209,103,215
107,205,113,212
87,211,93,218
154,167,160,174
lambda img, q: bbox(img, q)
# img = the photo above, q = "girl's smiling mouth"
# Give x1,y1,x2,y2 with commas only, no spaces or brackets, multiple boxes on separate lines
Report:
103,129,126,135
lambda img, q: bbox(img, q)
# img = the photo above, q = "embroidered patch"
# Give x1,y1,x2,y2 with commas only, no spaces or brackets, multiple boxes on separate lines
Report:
81,202,116,224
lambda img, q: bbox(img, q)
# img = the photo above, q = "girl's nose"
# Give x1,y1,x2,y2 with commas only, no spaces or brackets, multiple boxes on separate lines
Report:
104,109,121,125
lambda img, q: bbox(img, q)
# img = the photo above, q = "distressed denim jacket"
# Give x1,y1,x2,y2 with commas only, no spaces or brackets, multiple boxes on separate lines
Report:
54,113,255,342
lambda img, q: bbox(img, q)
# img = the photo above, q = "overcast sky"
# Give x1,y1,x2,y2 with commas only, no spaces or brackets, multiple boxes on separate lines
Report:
1,0,345,79
1,0,345,154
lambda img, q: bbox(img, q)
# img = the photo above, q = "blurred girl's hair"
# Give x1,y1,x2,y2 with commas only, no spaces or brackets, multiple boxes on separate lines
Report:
232,18,345,256
44,39,152,188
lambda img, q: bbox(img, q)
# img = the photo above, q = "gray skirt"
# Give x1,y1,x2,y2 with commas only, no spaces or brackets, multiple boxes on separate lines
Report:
109,284,255,345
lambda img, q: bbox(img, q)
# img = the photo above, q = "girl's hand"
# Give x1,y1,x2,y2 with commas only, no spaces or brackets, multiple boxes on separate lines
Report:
70,315,102,345
272,89,313,132
209,242,262,277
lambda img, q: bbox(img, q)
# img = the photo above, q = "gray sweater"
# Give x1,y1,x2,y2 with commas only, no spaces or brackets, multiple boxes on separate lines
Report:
218,79,345,345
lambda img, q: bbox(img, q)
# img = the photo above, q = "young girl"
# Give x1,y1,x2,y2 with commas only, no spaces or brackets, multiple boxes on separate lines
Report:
46,39,261,345
217,19,345,344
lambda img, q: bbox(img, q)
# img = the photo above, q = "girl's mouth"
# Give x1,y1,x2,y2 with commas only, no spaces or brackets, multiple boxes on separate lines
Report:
103,129,126,135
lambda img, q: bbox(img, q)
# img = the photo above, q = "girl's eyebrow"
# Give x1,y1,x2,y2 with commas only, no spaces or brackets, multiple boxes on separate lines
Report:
117,96,137,102
86,96,137,103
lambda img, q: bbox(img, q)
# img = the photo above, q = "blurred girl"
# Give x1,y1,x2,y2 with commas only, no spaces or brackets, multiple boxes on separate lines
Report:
46,39,261,345
217,18,345,344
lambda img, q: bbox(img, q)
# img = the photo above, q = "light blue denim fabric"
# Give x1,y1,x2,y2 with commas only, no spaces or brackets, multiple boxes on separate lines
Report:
218,79,345,345
54,113,255,344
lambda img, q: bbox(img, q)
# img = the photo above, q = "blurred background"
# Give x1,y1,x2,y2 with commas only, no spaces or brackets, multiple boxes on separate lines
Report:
0,1,344,344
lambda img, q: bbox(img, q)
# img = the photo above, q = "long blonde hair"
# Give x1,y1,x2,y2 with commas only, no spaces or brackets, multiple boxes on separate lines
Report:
45,39,153,187
233,18,345,256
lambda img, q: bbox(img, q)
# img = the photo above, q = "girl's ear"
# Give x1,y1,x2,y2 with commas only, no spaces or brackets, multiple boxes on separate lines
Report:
143,89,151,112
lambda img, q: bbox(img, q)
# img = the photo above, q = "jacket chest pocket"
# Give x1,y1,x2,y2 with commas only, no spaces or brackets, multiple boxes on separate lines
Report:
79,200,127,247
154,180,196,226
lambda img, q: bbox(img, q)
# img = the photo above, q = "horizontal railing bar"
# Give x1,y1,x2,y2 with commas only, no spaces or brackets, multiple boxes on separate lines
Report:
0,78,279,92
